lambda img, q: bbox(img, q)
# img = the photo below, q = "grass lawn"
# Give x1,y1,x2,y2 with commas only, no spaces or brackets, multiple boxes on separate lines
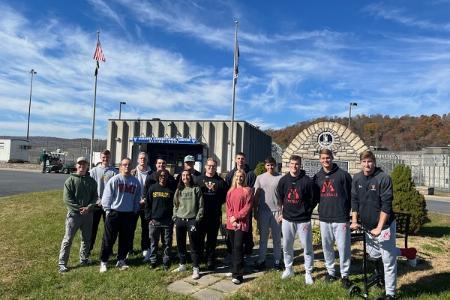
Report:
0,190,449,299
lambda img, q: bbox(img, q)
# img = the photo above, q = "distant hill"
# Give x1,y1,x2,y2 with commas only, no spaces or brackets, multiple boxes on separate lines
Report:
266,114,450,151
0,136,106,163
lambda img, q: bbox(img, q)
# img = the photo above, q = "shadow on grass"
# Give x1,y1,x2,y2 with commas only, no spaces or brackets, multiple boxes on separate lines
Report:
417,226,450,238
399,272,450,298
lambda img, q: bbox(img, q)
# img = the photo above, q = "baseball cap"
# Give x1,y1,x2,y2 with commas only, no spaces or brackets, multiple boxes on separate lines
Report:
184,155,195,163
76,157,88,164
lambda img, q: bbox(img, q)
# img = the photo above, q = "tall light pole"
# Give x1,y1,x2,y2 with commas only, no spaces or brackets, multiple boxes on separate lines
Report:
119,101,126,120
348,102,357,129
26,69,37,140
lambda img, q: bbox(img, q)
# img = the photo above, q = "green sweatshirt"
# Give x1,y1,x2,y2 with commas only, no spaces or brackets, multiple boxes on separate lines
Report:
63,173,98,213
173,186,204,221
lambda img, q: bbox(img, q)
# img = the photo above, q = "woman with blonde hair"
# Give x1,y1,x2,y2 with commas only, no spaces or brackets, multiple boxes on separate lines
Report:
226,169,253,284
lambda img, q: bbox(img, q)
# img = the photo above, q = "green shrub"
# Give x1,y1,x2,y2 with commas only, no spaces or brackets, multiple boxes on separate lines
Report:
254,162,266,176
391,164,428,233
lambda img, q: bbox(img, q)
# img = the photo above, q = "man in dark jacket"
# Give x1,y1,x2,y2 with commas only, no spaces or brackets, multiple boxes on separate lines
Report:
58,157,97,273
277,155,317,284
195,158,228,270
351,150,417,300
225,152,256,256
313,149,352,287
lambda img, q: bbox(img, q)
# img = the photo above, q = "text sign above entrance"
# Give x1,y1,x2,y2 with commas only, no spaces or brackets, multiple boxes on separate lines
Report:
132,137,199,144
303,159,349,177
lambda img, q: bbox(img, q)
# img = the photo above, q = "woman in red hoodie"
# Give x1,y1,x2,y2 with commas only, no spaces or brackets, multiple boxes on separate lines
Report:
226,169,253,284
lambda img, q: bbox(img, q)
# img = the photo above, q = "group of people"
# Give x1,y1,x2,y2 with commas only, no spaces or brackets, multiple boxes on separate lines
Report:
57,148,417,299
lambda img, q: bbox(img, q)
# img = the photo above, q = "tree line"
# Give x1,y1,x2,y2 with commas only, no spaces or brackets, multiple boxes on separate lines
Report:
266,114,450,151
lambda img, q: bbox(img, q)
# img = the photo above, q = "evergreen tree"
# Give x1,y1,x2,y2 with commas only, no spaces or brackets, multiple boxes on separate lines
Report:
254,162,266,176
391,165,428,233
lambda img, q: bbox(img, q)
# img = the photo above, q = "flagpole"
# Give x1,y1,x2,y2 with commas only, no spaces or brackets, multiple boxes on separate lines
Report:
90,31,100,168
229,20,239,170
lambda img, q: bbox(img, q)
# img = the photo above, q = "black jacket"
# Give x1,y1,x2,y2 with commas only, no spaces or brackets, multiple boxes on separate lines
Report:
144,183,174,224
351,167,395,230
277,170,317,223
225,164,256,188
313,163,352,223
194,173,228,220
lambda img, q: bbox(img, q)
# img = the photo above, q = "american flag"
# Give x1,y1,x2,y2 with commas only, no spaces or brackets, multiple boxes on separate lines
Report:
93,40,106,62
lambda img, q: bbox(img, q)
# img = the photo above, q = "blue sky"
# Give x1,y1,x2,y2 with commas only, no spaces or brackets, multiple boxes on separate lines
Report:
2,0,450,138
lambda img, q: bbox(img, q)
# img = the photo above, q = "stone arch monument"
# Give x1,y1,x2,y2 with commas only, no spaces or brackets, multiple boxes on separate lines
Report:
282,121,368,176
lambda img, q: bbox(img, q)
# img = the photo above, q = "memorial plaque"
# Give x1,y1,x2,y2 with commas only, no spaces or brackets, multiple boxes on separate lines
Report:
303,159,349,177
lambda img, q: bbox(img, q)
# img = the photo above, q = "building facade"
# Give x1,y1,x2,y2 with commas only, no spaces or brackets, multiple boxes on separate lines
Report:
106,119,272,174
0,139,31,162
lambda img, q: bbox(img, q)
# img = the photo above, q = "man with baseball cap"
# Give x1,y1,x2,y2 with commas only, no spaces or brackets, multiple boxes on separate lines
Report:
58,157,98,273
183,155,201,177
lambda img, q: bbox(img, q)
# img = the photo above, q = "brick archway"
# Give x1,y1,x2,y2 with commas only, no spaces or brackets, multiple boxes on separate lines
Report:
281,122,368,175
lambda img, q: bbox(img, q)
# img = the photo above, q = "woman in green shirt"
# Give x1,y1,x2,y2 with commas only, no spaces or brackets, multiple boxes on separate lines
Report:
172,170,204,280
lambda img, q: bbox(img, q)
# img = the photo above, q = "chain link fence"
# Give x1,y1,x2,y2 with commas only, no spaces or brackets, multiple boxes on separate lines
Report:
375,151,450,192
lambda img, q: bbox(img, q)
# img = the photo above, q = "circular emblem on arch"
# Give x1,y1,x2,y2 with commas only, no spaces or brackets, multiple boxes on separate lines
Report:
318,131,334,148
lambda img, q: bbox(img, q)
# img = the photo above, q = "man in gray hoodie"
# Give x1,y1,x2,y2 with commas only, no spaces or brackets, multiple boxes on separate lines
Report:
99,157,141,273
58,157,97,273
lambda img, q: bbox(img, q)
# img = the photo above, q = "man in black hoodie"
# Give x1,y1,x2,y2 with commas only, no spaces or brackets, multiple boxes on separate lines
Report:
145,169,175,270
313,149,352,287
195,158,228,270
277,155,317,284
225,152,256,256
351,150,417,300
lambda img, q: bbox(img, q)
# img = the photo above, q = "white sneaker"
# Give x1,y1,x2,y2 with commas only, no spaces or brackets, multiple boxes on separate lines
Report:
192,267,200,280
99,262,108,273
408,258,417,267
231,277,242,284
305,273,314,285
172,264,186,272
225,272,233,277
143,251,151,262
116,260,129,270
281,268,294,280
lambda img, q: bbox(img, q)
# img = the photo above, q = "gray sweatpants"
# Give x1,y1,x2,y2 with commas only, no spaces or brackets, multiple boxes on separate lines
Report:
366,221,399,297
282,219,314,273
257,210,282,263
58,211,93,266
320,221,351,277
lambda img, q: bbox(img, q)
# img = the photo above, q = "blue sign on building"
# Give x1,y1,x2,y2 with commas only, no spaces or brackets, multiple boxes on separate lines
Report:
132,137,199,144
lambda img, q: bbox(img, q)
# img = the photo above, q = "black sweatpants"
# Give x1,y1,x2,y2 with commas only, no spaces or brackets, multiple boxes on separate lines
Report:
89,207,105,253
129,209,150,252
175,218,199,267
228,229,245,280
100,210,135,262
198,218,221,264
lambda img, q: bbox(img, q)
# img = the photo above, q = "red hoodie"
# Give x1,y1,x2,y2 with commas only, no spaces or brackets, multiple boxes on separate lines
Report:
226,187,253,231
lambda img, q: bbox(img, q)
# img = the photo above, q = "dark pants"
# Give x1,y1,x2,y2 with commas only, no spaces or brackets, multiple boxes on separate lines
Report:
100,211,135,262
228,229,245,280
198,218,220,264
227,212,254,256
129,210,150,252
175,218,199,267
89,207,105,253
149,221,173,265
243,211,254,255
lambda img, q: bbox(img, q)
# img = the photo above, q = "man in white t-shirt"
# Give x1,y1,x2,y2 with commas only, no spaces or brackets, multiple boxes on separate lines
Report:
253,156,283,270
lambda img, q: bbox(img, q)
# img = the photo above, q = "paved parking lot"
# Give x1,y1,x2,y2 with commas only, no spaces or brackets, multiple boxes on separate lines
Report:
0,170,69,197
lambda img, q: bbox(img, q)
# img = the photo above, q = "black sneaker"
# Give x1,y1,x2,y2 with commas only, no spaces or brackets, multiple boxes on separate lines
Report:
341,276,352,289
384,295,395,300
325,274,338,282
207,262,215,271
150,262,157,269
254,261,266,271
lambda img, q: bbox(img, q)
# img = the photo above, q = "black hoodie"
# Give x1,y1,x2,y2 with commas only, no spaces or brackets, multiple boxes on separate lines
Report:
313,163,352,223
225,164,256,188
194,173,228,220
277,170,317,223
351,167,395,230
144,183,174,224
